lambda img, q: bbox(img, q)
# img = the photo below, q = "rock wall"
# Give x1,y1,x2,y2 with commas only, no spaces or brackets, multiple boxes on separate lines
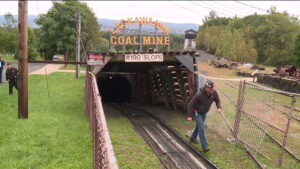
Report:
256,74,300,93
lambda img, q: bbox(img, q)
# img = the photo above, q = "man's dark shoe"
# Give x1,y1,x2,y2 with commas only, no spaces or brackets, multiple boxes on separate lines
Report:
203,147,210,153
189,138,199,144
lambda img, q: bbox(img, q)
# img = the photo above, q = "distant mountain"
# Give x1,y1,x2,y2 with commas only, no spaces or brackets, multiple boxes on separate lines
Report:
98,18,200,34
0,15,39,28
0,15,200,34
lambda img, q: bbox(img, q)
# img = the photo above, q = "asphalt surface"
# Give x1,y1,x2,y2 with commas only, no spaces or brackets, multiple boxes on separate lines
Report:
196,50,217,63
0,62,44,86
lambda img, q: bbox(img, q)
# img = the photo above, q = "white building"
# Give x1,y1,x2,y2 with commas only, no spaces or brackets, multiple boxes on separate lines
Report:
183,29,197,51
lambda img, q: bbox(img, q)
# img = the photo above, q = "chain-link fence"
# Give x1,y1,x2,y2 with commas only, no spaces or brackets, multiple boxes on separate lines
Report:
205,78,241,140
85,72,119,169
234,81,300,168
201,76,300,168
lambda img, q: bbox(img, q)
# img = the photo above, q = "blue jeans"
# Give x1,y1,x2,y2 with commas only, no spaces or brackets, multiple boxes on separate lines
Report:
191,111,207,148
0,68,3,82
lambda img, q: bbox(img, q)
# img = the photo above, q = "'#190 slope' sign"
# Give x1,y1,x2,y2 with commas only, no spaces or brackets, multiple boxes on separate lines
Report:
125,53,163,62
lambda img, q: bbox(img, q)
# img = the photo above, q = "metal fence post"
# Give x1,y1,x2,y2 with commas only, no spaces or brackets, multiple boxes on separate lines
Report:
278,95,296,166
233,80,246,139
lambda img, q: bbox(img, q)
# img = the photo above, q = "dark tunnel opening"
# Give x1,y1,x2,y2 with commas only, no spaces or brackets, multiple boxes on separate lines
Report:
97,74,132,103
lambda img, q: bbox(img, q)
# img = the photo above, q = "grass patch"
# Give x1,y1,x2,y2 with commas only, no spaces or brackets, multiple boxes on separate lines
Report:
197,62,275,79
59,64,86,71
134,104,300,169
103,104,162,169
0,72,92,169
1,55,45,62
210,80,300,168
1,55,17,62
197,62,241,78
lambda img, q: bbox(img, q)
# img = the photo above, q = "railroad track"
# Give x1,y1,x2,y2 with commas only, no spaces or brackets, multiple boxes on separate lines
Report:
111,103,218,169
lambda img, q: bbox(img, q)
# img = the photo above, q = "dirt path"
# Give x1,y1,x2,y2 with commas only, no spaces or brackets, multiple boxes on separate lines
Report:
30,64,85,75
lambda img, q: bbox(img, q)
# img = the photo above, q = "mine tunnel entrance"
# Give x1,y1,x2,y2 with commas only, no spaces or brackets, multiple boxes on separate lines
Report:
97,73,133,103
93,52,197,107
96,62,170,104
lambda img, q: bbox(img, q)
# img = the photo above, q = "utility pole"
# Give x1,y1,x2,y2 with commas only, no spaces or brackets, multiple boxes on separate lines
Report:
18,0,28,119
76,11,81,79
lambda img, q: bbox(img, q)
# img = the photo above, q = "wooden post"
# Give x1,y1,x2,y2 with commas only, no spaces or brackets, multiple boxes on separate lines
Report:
187,71,195,100
160,69,170,109
76,11,81,79
18,0,28,119
165,68,177,110
145,71,153,104
233,80,246,138
139,23,142,52
109,32,113,52
123,27,126,52
167,35,171,52
64,49,69,69
278,95,296,166
155,27,158,52
42,53,50,97
176,66,188,111
193,57,199,91
150,72,158,105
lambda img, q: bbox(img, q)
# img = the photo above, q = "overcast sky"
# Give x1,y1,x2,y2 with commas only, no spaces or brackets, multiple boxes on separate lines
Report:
0,1,299,25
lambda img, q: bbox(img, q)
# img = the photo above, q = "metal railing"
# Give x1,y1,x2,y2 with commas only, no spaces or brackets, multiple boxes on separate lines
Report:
85,72,119,169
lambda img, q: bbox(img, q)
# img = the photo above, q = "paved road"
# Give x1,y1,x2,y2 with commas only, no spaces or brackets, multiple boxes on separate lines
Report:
196,50,217,63
0,62,44,86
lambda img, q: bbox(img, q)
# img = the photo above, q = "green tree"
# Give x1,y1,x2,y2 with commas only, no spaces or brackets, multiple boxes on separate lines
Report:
200,11,230,31
262,10,299,65
35,0,101,60
291,33,300,67
1,13,17,29
170,34,184,51
0,13,18,55
196,8,299,65
0,13,38,59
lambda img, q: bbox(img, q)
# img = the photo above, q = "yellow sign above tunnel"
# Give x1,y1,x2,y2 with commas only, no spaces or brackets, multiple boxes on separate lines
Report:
125,53,163,62
109,17,170,46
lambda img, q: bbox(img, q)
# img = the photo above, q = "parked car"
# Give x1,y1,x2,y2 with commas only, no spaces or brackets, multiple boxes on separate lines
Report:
52,54,65,61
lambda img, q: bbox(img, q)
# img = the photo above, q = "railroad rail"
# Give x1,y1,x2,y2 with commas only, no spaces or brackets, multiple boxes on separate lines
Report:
110,103,218,169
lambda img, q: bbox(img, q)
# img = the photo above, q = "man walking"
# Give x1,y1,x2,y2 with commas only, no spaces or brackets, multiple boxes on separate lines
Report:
6,63,18,95
0,57,5,83
187,79,222,152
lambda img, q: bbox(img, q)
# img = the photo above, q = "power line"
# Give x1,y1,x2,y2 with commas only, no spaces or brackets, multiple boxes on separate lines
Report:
188,1,231,17
234,1,268,12
168,1,207,18
201,1,237,17
211,1,252,16
221,1,263,14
